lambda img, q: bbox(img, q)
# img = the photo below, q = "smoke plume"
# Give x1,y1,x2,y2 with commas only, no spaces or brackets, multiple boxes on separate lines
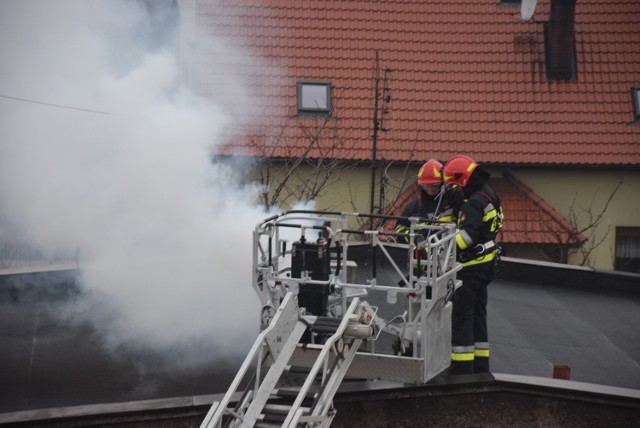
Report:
0,0,267,369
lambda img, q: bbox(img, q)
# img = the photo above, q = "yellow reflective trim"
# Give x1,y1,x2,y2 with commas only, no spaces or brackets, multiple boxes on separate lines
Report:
455,233,468,250
451,352,475,361
475,349,490,358
460,251,496,267
483,211,497,222
483,206,504,233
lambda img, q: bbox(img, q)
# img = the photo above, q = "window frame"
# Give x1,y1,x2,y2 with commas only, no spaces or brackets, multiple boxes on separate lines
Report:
631,86,640,122
615,227,640,273
297,81,332,116
497,0,521,7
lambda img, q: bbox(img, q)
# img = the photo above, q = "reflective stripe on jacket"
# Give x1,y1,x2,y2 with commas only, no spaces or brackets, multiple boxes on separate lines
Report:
455,183,503,268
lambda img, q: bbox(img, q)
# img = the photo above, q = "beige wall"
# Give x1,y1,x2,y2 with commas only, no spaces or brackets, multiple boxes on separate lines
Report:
263,165,416,231
315,166,414,213
261,163,640,271
514,169,640,270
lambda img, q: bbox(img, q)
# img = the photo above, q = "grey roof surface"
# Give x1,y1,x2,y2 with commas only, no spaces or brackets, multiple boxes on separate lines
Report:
0,261,639,416
489,279,640,389
358,256,640,390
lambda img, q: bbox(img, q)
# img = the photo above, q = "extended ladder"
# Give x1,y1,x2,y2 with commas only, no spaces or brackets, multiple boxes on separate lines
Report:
201,292,374,428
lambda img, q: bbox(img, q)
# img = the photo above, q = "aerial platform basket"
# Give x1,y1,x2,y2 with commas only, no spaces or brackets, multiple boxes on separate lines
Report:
202,210,461,427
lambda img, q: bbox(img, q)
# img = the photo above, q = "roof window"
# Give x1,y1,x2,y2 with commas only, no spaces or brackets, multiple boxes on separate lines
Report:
497,0,521,7
632,86,640,123
297,81,331,116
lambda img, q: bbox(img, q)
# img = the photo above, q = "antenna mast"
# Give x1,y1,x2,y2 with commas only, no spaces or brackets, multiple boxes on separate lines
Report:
370,51,381,219
369,51,393,220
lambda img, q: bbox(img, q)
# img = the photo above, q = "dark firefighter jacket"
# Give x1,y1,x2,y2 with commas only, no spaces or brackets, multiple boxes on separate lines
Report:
395,189,443,244
455,181,503,270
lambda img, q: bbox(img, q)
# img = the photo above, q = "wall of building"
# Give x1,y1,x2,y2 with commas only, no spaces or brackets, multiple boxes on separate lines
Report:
259,163,640,271
515,169,640,270
259,164,415,231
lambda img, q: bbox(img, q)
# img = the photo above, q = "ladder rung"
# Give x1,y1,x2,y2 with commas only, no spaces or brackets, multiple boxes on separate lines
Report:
286,365,318,376
261,405,311,423
260,412,287,424
273,388,317,405
263,403,293,414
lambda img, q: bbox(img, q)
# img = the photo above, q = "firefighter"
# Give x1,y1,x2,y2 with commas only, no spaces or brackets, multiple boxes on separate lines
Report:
443,155,503,374
395,159,459,279
391,159,445,353
395,159,444,243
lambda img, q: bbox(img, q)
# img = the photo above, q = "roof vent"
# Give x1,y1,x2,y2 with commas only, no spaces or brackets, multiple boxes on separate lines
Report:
545,0,577,81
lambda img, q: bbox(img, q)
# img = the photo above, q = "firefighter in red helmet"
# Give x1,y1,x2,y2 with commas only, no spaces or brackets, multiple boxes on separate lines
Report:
395,159,445,243
417,159,444,190
443,155,503,374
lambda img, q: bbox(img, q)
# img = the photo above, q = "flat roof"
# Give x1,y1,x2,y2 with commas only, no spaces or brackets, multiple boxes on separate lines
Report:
1,258,639,423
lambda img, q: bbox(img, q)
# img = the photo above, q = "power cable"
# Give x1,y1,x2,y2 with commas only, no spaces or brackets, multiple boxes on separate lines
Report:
0,94,110,115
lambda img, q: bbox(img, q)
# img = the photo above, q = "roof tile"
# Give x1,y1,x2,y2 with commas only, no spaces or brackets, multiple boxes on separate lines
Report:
196,0,640,166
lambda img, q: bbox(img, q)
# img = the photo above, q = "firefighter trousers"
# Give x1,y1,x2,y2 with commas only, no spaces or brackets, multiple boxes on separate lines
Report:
450,269,491,374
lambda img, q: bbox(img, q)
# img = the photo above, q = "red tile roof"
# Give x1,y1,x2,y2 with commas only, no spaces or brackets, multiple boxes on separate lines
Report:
492,172,586,245
196,0,640,166
378,171,585,246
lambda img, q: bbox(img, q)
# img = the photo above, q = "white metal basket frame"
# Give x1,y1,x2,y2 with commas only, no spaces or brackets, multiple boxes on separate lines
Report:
252,210,461,378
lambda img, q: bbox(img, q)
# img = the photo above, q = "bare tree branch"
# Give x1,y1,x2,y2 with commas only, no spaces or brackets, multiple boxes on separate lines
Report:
248,93,358,211
525,178,624,266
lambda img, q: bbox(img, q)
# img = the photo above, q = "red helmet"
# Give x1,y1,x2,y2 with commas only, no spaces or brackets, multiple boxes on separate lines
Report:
417,159,443,185
443,155,477,187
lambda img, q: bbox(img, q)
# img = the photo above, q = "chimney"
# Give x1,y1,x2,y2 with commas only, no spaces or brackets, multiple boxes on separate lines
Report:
546,0,577,81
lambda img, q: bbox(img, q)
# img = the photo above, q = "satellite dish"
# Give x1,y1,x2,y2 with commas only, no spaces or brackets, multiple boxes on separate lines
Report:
521,0,537,21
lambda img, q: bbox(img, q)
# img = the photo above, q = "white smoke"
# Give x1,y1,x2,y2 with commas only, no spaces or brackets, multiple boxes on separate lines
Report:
0,0,268,368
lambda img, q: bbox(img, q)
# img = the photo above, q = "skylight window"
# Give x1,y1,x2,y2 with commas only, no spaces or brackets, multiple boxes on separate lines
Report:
497,0,521,7
632,86,640,122
297,81,331,115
